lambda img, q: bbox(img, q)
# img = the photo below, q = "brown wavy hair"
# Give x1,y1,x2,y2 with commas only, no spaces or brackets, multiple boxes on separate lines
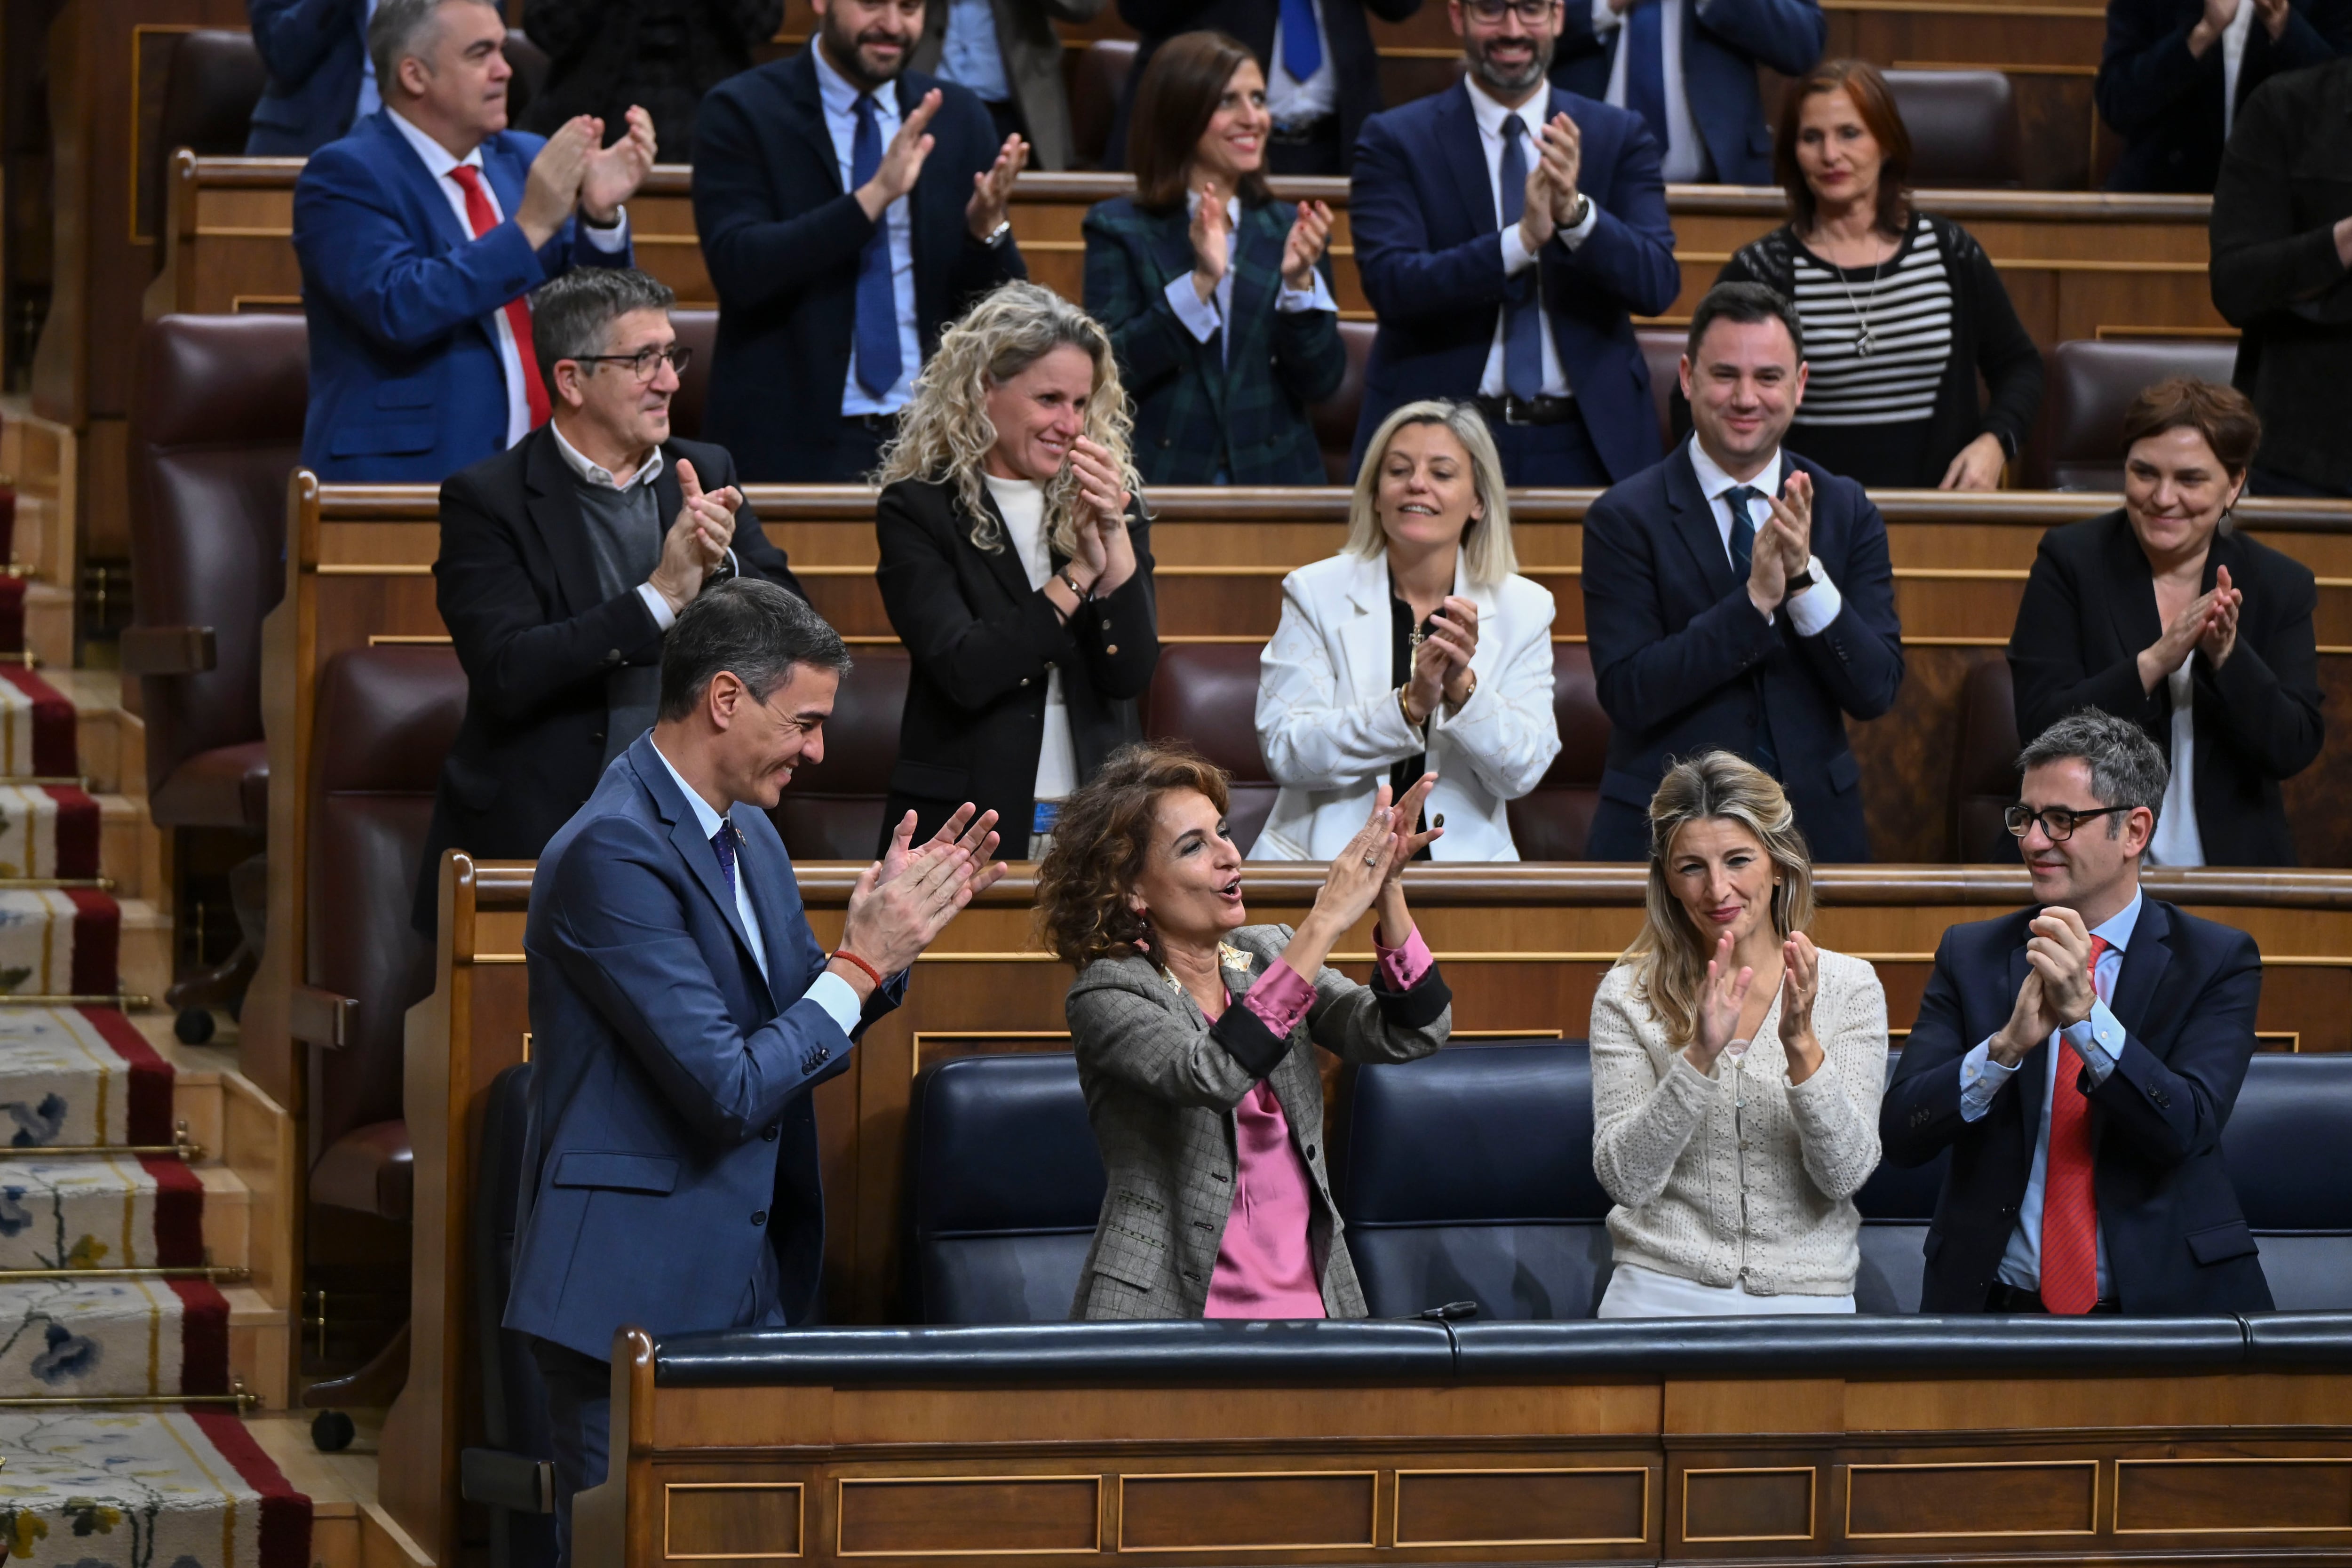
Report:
1034,742,1232,969
1128,31,1275,211
1774,59,1913,239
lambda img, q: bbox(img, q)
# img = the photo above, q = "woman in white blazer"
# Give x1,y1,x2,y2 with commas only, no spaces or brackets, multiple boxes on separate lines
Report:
1252,401,1561,861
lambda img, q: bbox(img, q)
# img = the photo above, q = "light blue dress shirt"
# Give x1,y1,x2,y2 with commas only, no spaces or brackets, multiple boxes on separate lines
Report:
812,46,922,416
356,0,383,118
938,0,1012,103
649,741,865,1035
1957,889,2143,1297
1160,194,1338,367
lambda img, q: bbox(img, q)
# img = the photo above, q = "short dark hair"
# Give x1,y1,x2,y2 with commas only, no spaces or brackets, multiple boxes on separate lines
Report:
529,268,677,388
1128,32,1273,210
2120,377,2263,478
367,0,500,97
1774,60,1913,239
2017,708,2169,837
1685,280,1805,366
658,580,850,723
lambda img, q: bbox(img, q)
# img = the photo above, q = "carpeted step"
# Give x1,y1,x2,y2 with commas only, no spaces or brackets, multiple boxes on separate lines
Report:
0,666,77,781
0,1153,203,1271
0,891,119,1001
0,784,101,879
0,1008,175,1149
0,1277,228,1398
0,1410,309,1568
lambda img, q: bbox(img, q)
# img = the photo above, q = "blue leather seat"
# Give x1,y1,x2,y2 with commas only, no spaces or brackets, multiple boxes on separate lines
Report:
2224,1053,2352,1310
1333,1041,1615,1321
904,1054,1105,1324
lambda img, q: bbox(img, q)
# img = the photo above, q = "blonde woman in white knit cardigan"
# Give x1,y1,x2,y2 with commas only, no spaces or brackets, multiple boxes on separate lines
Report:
1590,752,1889,1317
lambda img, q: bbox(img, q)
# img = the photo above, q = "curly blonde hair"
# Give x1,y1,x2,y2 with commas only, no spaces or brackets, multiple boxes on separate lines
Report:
1620,751,1817,1048
1034,742,1232,969
873,281,1142,558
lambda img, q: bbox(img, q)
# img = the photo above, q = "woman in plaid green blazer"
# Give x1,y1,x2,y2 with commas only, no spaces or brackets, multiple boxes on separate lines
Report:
1082,32,1349,486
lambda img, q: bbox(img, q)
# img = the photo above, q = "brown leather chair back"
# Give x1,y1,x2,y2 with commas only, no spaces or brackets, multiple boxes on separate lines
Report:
1070,40,1139,170
1506,643,1609,860
669,309,718,442
1377,54,1467,108
146,31,267,248
768,648,911,859
1885,70,2020,188
1949,653,2023,862
2024,338,2241,489
503,29,550,122
1141,644,1278,850
304,647,466,1193
1313,321,1378,482
128,314,309,824
1636,327,1684,452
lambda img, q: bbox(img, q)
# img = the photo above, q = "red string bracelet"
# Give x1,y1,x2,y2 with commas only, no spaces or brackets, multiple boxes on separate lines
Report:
831,949,887,989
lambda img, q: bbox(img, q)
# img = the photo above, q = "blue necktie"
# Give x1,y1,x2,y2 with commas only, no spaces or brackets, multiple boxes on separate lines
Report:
1499,113,1542,403
1625,0,1670,155
1280,0,1323,83
711,820,738,899
1724,485,1762,577
851,94,903,398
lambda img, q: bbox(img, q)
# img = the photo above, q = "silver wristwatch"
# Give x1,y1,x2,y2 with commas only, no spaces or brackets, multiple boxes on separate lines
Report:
981,218,1013,249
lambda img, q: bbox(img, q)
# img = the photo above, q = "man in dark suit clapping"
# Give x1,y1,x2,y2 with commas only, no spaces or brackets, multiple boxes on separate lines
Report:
692,0,1031,481
414,267,806,931
1580,280,1904,861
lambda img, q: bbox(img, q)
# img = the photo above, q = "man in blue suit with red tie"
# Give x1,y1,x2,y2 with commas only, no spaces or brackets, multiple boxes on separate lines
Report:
1349,0,1681,486
293,0,656,481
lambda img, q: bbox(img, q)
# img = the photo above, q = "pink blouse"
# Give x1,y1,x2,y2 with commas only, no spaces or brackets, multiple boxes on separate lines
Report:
1203,928,1434,1319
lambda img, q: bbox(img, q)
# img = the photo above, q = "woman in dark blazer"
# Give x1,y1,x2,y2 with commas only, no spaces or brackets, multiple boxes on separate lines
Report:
2009,378,2322,866
874,282,1160,858
1082,31,1346,486
1716,60,2042,491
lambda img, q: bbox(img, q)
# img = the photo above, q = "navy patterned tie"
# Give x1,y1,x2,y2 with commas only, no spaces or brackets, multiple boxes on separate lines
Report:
851,94,902,398
711,820,737,899
1500,114,1542,403
1724,485,1764,576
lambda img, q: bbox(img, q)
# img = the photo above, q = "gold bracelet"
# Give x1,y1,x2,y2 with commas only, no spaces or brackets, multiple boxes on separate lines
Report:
1397,685,1426,732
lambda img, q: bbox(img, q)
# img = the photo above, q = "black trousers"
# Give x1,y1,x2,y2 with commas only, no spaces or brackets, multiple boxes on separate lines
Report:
531,1337,612,1568
1489,403,1610,486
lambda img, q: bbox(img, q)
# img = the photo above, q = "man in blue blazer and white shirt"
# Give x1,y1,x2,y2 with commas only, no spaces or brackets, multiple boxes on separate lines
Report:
1581,281,1903,861
293,0,654,481
507,580,1005,1567
1548,0,1823,184
1880,710,2273,1315
693,0,1030,482
1350,0,1681,486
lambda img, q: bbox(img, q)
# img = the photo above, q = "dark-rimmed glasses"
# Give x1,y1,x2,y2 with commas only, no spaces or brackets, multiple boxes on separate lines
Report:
2004,804,2130,842
1462,0,1558,21
572,343,693,382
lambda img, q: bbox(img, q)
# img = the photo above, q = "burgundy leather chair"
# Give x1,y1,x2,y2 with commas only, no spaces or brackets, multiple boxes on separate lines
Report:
2022,339,2241,490
668,309,717,442
1312,321,1377,482
1884,70,2020,188
766,649,911,859
1141,644,1279,851
146,31,268,244
1069,40,1139,170
1948,653,2024,863
1636,327,1684,454
1506,643,1610,859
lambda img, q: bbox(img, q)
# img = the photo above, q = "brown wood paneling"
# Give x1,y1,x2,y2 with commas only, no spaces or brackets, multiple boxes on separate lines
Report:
835,1475,1098,1556
1681,1466,1816,1543
1392,1466,1649,1547
1846,1460,2097,1538
1117,1472,1376,1552
665,1482,806,1560
2114,1458,2352,1535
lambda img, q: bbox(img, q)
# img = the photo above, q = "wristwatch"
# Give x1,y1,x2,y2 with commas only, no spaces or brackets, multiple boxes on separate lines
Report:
980,218,1014,249
1785,569,1816,593
1566,193,1593,230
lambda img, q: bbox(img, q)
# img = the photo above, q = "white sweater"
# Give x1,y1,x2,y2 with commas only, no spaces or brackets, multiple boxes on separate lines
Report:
1588,948,1890,1297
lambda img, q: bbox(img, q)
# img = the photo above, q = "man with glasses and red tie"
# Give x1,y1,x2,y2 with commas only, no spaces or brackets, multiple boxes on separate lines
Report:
413,268,809,936
293,0,657,482
1881,708,2274,1316
1547,0,1821,185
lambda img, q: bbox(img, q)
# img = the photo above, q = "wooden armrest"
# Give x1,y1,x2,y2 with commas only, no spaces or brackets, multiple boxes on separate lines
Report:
289,985,357,1049
119,625,218,677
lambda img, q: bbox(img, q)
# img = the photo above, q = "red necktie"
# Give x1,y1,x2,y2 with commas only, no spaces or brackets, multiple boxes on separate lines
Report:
2040,933,2108,1313
445,165,551,430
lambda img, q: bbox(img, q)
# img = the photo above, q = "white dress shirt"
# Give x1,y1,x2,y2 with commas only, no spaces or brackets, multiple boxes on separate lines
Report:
1956,890,2142,1298
384,107,630,448
1685,443,1843,636
1464,80,1600,399
649,740,866,1035
983,475,1079,803
813,44,922,415
2222,0,2257,140
1592,0,1708,181
1162,194,1339,364
2148,660,2207,867
1266,0,1339,125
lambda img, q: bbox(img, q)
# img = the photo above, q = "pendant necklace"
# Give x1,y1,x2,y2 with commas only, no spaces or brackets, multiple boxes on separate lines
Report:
1822,233,1895,358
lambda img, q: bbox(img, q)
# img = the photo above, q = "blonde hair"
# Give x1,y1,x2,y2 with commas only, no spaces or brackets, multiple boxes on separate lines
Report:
1345,400,1518,586
1620,752,1817,1048
874,282,1143,557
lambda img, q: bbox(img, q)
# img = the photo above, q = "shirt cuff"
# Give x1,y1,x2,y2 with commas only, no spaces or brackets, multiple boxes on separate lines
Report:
1591,0,1623,28
1276,271,1339,313
1784,556,1843,637
803,969,864,1037
638,581,679,631
1242,960,1318,1042
1499,223,1538,277
1557,191,1602,251
2063,1000,2125,1083
1959,1036,2016,1123
1373,925,1434,991
582,208,630,252
1163,272,1222,343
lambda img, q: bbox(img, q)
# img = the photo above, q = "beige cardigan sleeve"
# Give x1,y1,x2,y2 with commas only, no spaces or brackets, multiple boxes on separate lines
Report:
1589,965,1721,1210
1781,957,1890,1202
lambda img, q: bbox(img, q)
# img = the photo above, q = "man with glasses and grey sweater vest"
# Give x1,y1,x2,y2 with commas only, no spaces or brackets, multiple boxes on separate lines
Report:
413,267,808,932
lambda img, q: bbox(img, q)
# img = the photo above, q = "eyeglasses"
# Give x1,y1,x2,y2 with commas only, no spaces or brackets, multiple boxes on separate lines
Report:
572,343,693,382
2004,804,2131,842
1462,0,1557,21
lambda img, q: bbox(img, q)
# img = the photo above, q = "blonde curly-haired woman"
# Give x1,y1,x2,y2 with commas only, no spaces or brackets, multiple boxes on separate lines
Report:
1590,750,1889,1317
874,282,1160,859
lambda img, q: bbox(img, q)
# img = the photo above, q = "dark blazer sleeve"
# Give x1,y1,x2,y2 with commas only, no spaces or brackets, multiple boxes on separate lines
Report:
1879,929,1978,1167
516,0,608,58
1542,116,1681,319
1581,484,1781,730
1083,207,1199,396
2211,75,2352,326
1065,505,1160,701
1351,111,1518,326
2087,921,2262,1168
434,465,667,723
2096,0,2208,136
2197,550,2324,780
1691,0,1827,77
684,444,806,601
1116,0,1216,34
2006,526,2161,742
249,0,361,84
692,84,880,313
1957,229,2044,459
1269,249,1349,406
874,483,1091,712
1792,480,1906,720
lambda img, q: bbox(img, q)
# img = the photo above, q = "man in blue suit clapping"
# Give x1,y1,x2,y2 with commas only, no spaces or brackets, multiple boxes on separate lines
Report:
506,580,1005,1567
293,0,655,482
1548,0,1824,184
1349,0,1681,486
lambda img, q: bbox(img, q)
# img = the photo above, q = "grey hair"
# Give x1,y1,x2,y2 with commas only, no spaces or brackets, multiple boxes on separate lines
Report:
1345,399,1519,585
2016,708,2169,836
658,580,851,723
368,0,501,98
529,268,678,387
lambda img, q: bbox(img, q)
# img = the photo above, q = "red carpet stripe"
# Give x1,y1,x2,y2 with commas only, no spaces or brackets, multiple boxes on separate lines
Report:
169,1279,230,1396
48,784,97,877
143,1154,204,1268
191,1409,314,1568
80,1007,174,1143
65,888,118,997
0,578,24,657
0,666,75,778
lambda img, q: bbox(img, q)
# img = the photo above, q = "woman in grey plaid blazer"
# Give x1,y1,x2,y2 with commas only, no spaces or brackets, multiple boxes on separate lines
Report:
1036,743,1453,1320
